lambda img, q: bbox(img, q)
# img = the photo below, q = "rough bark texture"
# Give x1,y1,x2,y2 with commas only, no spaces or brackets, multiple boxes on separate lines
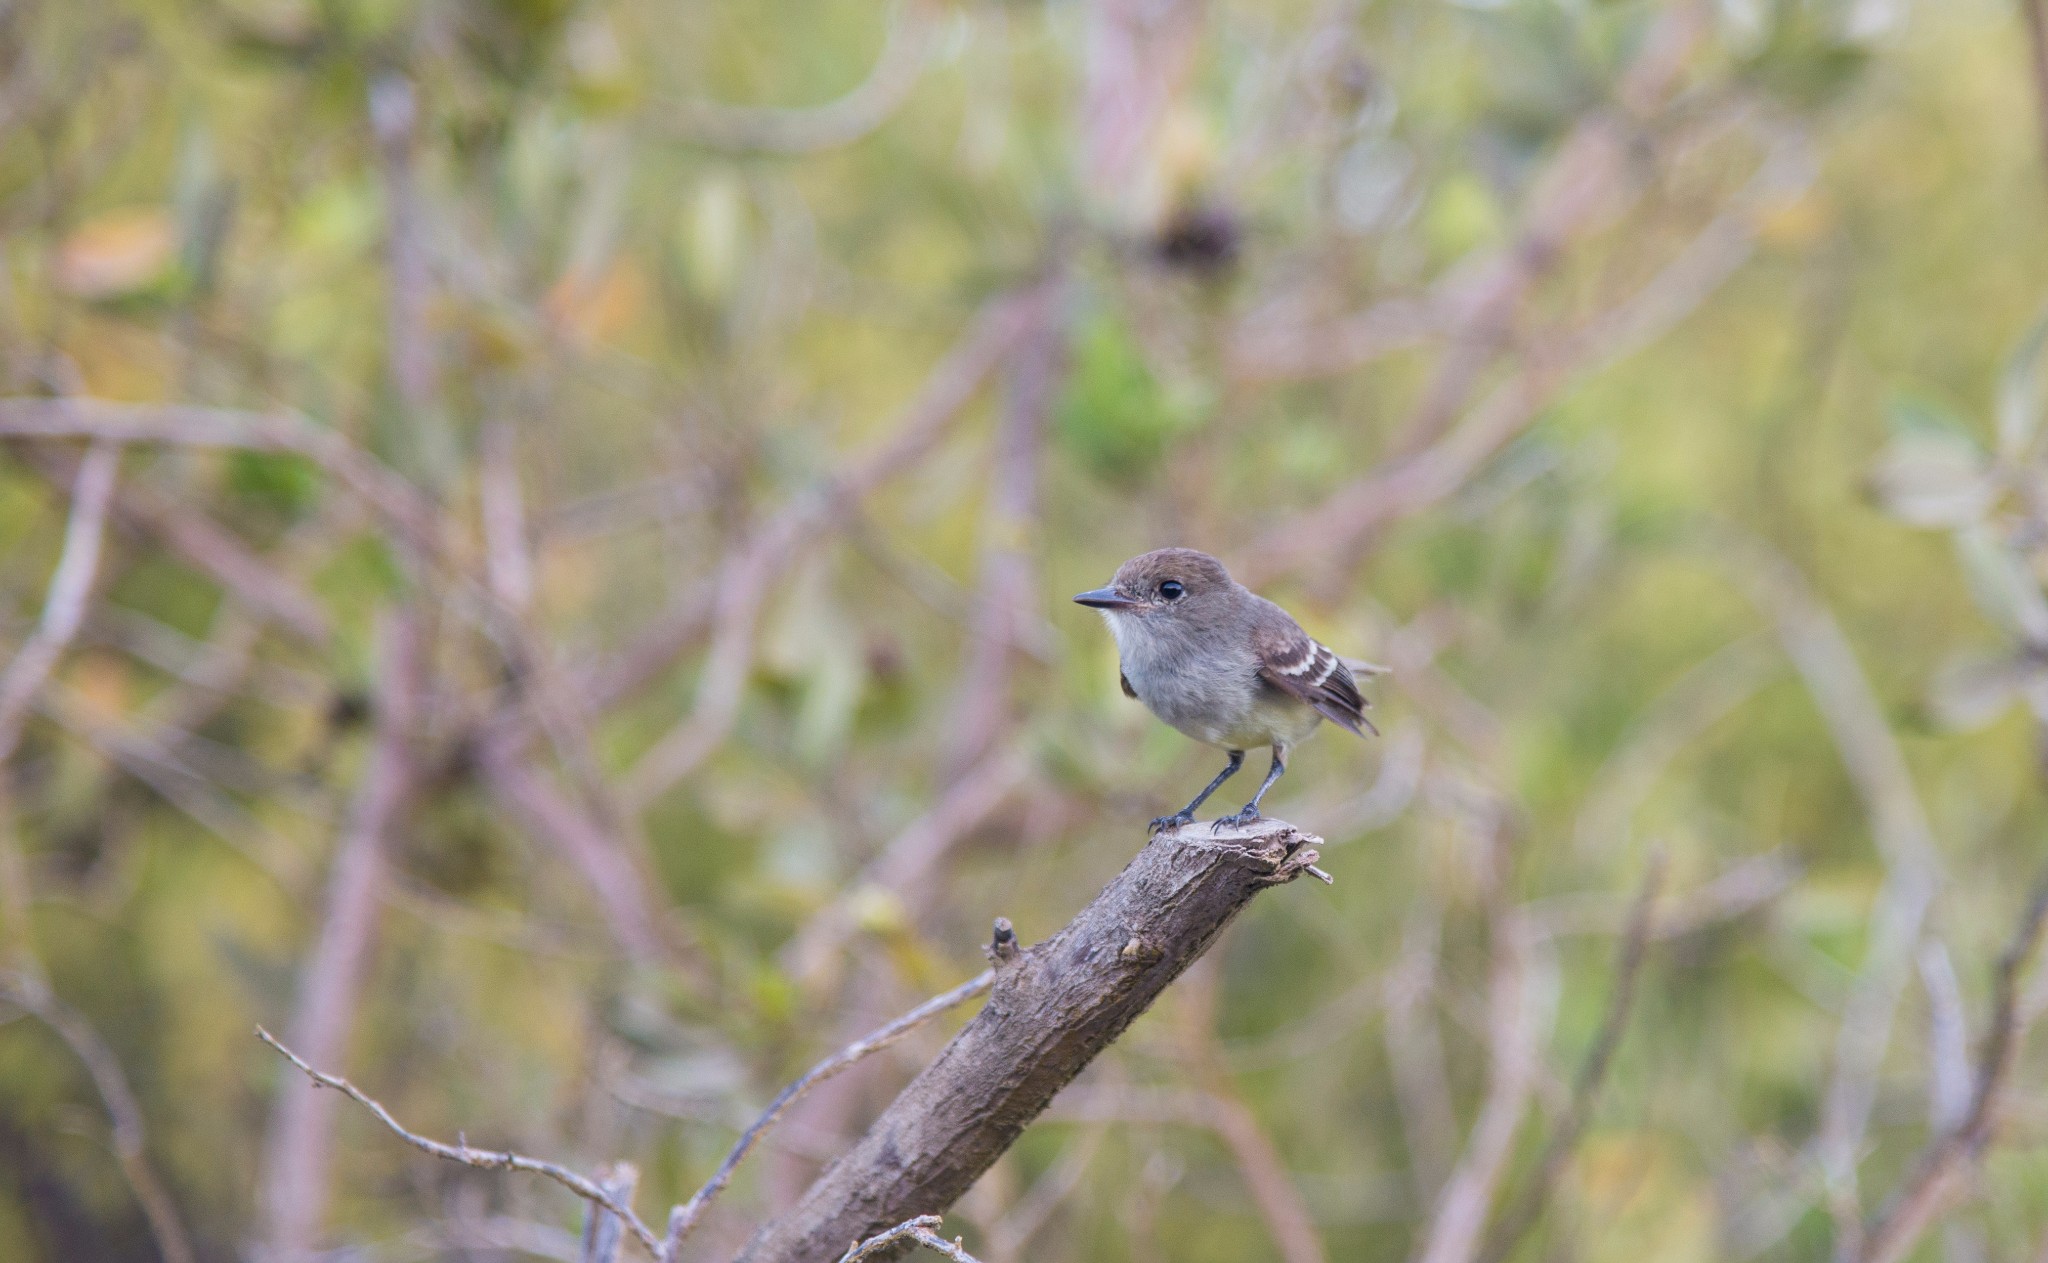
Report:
736,818,1326,1263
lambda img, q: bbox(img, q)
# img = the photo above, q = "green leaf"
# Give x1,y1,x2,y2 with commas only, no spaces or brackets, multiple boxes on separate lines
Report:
1997,300,2048,459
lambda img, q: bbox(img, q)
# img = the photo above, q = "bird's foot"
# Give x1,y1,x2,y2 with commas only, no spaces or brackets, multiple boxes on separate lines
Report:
1210,805,1262,833
1149,811,1194,836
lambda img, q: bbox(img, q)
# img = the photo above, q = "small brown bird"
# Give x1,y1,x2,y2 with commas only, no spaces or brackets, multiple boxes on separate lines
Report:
1075,548,1380,833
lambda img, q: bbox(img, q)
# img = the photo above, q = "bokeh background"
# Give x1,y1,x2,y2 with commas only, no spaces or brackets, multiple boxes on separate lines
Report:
4,0,2048,1259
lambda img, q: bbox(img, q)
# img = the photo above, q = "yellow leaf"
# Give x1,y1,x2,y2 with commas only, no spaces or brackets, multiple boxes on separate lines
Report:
55,208,175,299
543,259,648,346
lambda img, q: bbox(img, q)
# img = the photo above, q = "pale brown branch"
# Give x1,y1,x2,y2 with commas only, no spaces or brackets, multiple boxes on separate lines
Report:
0,438,120,765
256,1026,662,1261
1412,907,1548,1263
662,969,996,1254
663,0,941,154
13,443,330,645
787,742,1034,987
477,736,672,966
1856,867,2048,1263
618,283,1056,809
1714,534,1946,1214
1,976,197,1263
0,399,443,563
736,818,1329,1262
836,1215,985,1263
258,610,426,1257
1477,854,1666,1263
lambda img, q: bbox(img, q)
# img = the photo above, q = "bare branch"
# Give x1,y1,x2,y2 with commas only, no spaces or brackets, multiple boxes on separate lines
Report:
0,438,120,765
787,742,1034,986
1478,853,1665,1263
1716,535,1946,1219
258,609,426,1257
256,1026,662,1261
663,969,996,1254
0,399,443,563
0,976,197,1263
581,1162,640,1263
618,283,1057,808
1411,907,1550,1263
1855,868,2048,1263
736,818,1329,1262
12,443,329,645
836,1215,986,1263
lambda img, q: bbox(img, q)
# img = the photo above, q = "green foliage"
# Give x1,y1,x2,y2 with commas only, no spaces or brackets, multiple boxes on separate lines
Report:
1056,308,1208,481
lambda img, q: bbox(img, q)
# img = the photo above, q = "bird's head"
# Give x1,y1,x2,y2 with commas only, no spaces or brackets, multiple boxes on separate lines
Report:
1073,548,1235,624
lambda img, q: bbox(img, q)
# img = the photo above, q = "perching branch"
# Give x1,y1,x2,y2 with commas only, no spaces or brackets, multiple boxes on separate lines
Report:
662,969,996,1253
736,817,1329,1263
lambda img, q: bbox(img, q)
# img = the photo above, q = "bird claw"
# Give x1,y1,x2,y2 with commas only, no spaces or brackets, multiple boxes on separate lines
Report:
1210,806,1261,833
1149,812,1193,836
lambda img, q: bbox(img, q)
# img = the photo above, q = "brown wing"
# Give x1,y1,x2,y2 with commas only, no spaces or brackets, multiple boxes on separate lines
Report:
1254,615,1376,737
1120,670,1137,699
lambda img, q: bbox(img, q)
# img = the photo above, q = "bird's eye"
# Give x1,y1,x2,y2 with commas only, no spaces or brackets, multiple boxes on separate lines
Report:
1159,580,1185,600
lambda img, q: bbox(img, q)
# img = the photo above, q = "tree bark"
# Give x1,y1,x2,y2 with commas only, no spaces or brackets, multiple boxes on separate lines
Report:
736,818,1327,1263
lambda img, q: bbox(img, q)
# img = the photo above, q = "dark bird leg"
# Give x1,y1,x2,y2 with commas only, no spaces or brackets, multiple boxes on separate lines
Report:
1214,745,1286,831
1152,749,1244,834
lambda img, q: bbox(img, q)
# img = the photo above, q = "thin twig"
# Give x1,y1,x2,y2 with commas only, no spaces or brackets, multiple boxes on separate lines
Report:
835,1215,986,1263
1,976,197,1263
0,438,120,765
1855,867,2048,1263
662,969,995,1254
1411,906,1549,1263
256,1025,663,1260
1477,853,1665,1263
617,283,1057,808
257,610,426,1257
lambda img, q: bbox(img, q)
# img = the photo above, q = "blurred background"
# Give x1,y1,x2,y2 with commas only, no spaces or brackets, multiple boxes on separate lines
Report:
4,0,2048,1259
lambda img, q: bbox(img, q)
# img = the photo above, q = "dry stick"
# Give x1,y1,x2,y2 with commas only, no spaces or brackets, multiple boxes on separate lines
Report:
257,610,426,1258
256,1027,664,1260
1476,855,1666,1263
1855,867,2048,1263
618,283,1056,809
581,1162,641,1263
836,1215,985,1263
735,818,1329,1263
661,969,997,1253
1,979,198,1263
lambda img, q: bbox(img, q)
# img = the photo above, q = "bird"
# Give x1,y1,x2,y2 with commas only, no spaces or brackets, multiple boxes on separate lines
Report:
1074,547,1381,834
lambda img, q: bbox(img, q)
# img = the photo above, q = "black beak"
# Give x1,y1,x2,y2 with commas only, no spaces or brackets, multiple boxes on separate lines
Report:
1074,586,1142,610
